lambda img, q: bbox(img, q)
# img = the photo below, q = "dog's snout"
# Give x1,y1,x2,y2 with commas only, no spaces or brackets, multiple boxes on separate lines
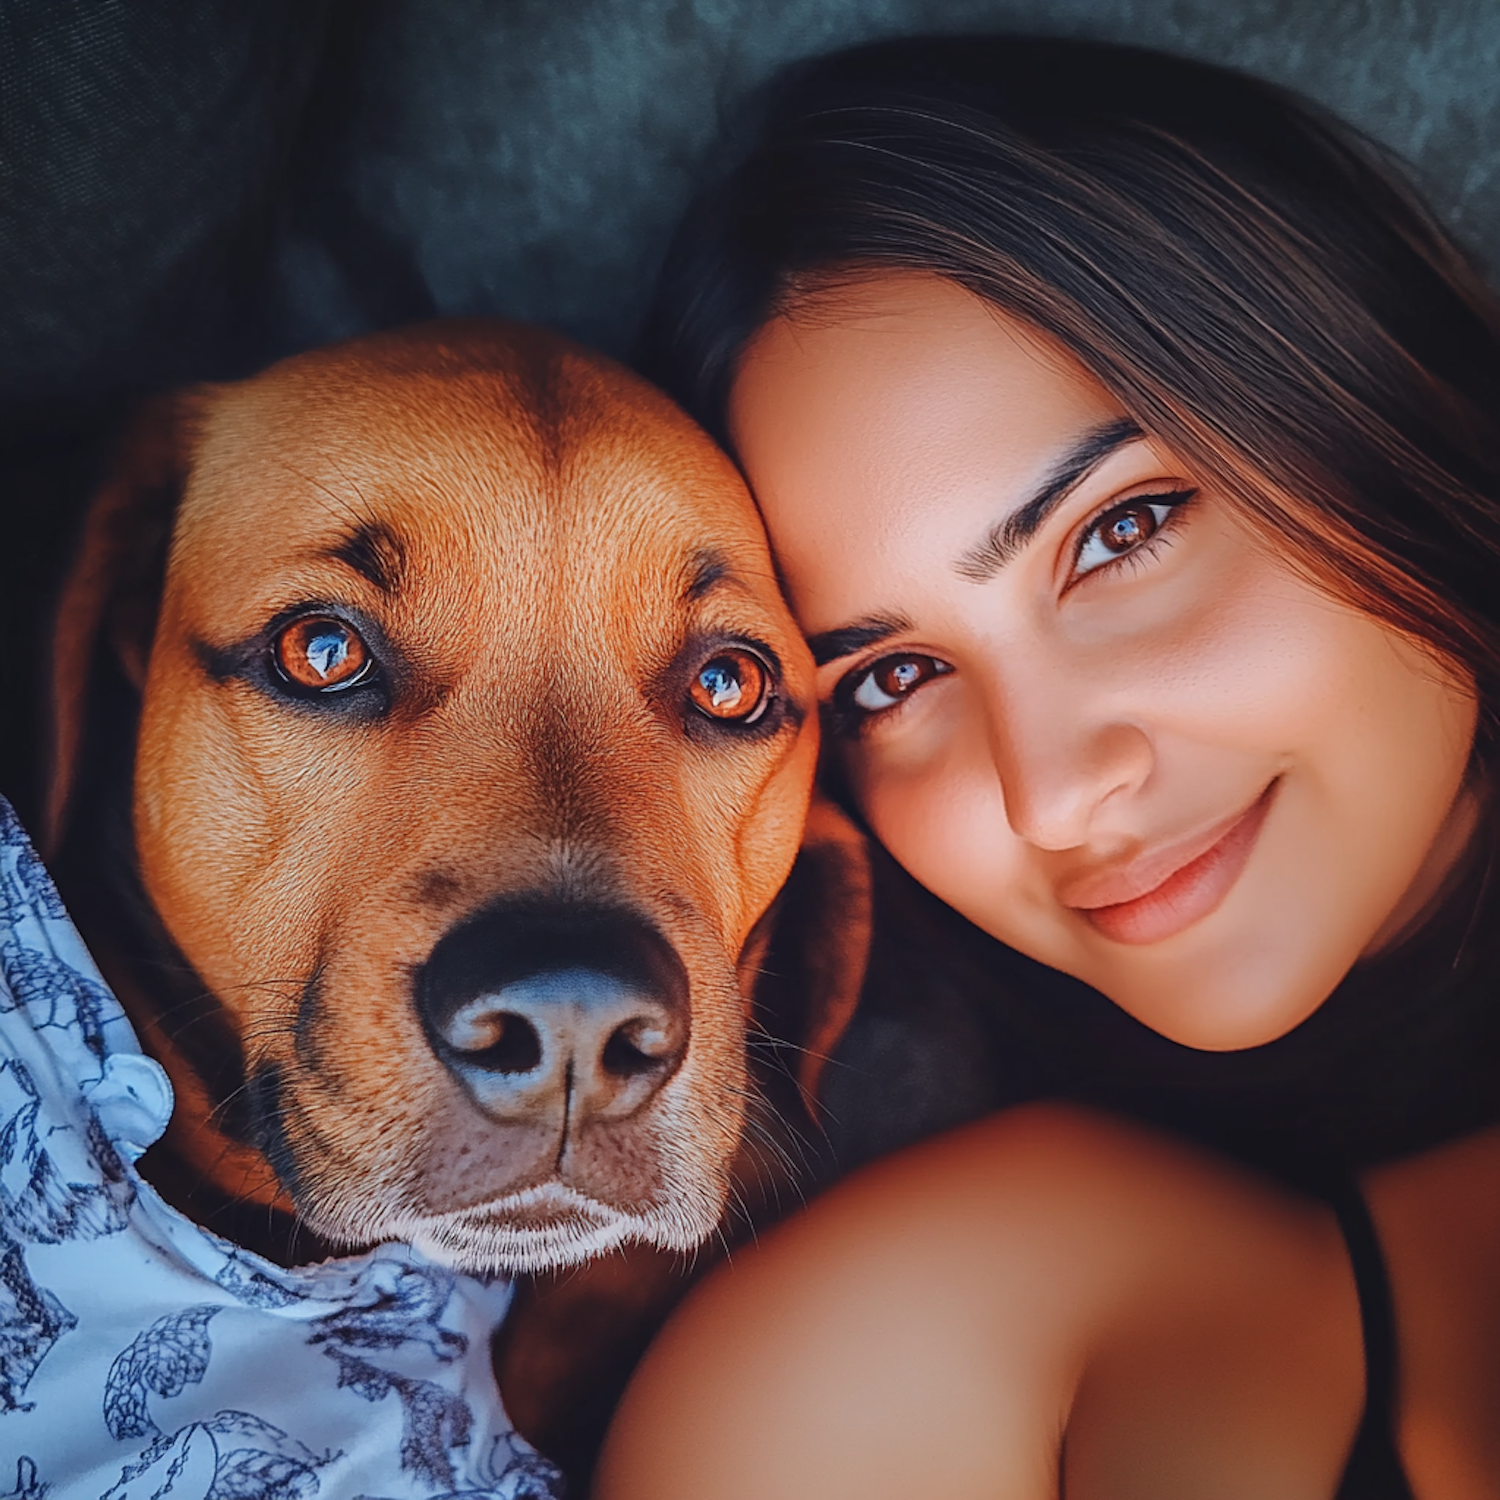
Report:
417,901,690,1124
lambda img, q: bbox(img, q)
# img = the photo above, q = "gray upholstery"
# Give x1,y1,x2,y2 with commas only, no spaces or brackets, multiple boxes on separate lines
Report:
3,1,1498,422
274,0,1500,363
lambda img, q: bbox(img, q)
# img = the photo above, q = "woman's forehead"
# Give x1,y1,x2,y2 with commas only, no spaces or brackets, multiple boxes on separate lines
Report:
728,272,1127,621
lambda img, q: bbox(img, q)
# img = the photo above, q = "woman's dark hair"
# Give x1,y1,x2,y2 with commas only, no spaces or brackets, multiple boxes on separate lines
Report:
642,34,1500,759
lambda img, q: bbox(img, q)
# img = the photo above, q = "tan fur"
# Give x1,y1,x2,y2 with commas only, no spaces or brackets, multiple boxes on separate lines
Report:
49,320,857,1278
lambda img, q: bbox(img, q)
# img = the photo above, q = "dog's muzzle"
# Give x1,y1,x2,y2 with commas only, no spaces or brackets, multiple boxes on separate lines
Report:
416,898,690,1126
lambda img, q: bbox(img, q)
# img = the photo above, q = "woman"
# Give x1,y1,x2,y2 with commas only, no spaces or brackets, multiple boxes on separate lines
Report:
597,35,1500,1498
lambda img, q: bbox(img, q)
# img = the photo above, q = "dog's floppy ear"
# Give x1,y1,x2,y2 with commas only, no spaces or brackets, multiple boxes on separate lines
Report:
741,791,874,1110
45,391,207,858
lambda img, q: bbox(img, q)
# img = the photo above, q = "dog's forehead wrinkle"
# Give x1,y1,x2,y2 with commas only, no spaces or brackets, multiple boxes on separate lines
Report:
185,385,554,554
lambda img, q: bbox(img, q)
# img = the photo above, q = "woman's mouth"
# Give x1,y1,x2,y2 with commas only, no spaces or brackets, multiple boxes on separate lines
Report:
1065,783,1279,945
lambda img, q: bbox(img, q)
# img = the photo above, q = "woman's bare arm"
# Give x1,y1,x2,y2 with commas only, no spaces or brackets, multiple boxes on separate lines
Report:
596,1104,1362,1500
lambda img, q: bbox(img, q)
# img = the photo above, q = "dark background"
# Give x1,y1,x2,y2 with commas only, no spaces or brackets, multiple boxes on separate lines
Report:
3,0,1498,821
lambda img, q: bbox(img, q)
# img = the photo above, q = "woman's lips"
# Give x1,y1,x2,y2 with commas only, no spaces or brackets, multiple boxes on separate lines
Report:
1065,784,1278,946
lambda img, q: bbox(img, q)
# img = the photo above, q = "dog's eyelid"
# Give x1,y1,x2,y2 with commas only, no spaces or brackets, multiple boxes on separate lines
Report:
687,629,783,677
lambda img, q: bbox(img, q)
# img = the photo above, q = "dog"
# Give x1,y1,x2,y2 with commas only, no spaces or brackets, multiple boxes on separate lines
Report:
43,319,871,1477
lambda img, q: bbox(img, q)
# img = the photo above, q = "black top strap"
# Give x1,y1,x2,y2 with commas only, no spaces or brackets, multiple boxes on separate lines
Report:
1329,1183,1415,1500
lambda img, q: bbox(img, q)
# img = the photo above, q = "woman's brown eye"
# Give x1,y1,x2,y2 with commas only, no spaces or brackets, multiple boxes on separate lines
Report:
690,650,771,723
1073,491,1193,579
272,617,371,691
1104,505,1155,550
850,654,951,713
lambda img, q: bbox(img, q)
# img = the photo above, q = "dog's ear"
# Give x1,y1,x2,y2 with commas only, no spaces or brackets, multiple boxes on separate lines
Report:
44,391,208,858
740,792,874,1111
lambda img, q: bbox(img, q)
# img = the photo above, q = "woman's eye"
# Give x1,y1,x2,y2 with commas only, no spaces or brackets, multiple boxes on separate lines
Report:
689,649,772,724
1072,492,1192,579
849,654,952,713
271,617,374,692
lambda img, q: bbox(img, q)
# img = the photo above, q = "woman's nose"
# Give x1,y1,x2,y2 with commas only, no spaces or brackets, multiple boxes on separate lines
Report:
982,669,1155,852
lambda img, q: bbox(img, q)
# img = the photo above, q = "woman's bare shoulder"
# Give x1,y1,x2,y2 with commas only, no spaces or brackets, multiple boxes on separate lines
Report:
596,1105,1363,1500
1365,1126,1500,1495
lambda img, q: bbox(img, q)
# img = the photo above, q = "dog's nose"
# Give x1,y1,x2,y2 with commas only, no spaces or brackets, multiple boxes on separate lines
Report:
416,900,689,1123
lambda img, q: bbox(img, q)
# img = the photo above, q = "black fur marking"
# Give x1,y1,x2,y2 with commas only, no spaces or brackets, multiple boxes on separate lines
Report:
327,521,410,597
193,635,248,683
294,961,324,1071
685,549,730,600
248,1063,302,1202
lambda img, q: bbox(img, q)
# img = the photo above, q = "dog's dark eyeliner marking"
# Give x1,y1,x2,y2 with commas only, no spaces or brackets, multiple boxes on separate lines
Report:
677,631,803,740
194,601,399,717
194,636,251,683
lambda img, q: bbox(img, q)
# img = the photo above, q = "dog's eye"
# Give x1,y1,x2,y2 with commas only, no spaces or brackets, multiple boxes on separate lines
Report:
272,617,373,692
689,649,771,724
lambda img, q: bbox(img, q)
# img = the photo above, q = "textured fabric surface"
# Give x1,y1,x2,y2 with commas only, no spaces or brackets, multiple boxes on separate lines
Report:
3,0,1497,437
0,797,562,1500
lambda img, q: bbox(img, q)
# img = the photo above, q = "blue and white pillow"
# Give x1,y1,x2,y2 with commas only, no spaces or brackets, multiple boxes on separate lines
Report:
0,798,564,1499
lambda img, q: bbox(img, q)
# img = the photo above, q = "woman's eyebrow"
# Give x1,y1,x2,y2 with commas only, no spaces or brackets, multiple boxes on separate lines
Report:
953,417,1144,582
807,615,910,667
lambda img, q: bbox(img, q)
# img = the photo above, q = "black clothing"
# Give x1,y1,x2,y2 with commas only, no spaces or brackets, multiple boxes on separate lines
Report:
1330,1184,1416,1500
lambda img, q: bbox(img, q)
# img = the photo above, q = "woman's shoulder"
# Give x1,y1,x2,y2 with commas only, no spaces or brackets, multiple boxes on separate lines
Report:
598,1104,1364,1500
1366,1126,1500,1495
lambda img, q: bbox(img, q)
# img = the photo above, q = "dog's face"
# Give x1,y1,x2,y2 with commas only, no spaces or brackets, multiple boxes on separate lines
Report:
80,325,821,1271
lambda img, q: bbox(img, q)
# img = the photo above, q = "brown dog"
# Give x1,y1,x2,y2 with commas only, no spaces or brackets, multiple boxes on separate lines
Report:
45,321,867,1316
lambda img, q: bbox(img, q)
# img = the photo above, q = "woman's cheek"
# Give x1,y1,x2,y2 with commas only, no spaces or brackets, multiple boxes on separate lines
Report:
846,708,1041,928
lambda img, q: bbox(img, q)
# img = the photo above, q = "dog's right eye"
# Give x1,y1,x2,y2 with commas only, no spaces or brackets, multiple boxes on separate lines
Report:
271,617,375,693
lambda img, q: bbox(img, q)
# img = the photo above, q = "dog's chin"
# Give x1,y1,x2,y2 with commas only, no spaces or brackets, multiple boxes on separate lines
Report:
307,1179,726,1276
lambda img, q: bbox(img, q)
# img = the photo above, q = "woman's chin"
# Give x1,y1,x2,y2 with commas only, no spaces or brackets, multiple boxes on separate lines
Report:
1071,912,1362,1052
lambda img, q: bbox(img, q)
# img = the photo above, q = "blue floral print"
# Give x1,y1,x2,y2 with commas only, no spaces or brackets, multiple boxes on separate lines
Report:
0,798,563,1499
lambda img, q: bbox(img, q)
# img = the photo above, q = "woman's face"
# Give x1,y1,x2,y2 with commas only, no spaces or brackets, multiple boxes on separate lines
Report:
730,273,1479,1049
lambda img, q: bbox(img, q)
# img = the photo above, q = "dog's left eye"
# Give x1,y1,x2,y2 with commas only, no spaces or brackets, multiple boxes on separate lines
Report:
271,617,374,693
689,649,771,725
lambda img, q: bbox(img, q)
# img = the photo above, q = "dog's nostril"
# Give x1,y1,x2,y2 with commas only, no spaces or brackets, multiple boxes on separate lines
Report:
444,1001,543,1074
417,898,692,1118
601,1017,676,1078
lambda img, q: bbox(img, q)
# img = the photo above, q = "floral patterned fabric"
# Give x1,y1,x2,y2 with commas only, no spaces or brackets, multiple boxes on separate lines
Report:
0,797,564,1499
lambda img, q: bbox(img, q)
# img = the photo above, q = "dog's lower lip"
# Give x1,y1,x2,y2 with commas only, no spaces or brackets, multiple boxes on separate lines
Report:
1071,783,1278,945
452,1179,619,1225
